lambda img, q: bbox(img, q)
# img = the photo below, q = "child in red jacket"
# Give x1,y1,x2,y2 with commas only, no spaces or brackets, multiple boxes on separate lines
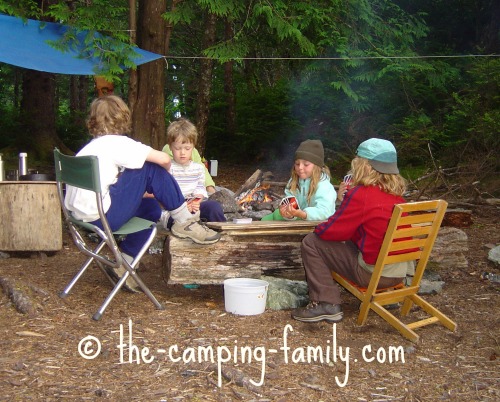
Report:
291,138,411,323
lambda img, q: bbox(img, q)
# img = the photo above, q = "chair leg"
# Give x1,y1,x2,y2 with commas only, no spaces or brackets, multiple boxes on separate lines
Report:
93,274,130,320
59,255,96,298
92,271,165,320
127,270,165,311
59,241,107,298
408,295,457,332
357,299,372,326
370,302,420,343
93,228,165,320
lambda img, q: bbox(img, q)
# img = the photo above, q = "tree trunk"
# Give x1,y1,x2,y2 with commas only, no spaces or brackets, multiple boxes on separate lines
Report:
195,12,217,154
19,70,70,161
224,18,236,139
132,0,167,149
69,76,88,129
165,0,179,56
483,0,500,52
128,0,138,114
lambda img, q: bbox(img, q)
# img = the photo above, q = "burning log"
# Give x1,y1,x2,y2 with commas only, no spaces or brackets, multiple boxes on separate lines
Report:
234,169,263,198
234,170,283,212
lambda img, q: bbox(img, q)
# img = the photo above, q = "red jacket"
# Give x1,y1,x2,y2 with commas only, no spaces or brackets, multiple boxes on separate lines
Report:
314,185,406,265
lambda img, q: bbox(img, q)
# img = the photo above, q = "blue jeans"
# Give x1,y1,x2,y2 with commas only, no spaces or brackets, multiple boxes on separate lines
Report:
164,199,226,229
91,162,184,257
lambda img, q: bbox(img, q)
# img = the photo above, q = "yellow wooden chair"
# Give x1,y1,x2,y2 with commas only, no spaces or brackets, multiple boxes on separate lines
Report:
332,200,457,342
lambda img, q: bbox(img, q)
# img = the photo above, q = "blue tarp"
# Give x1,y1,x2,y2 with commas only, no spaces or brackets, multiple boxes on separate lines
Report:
0,14,163,75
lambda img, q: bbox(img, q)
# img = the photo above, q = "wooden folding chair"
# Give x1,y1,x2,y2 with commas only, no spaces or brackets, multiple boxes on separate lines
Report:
54,148,164,320
332,200,457,342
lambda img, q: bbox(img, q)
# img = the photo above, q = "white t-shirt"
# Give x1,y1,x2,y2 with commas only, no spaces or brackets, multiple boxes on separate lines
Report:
64,135,152,221
169,160,208,199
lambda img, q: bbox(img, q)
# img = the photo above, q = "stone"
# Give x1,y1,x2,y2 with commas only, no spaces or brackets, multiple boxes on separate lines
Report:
209,188,239,213
430,227,468,270
262,276,309,310
488,245,500,266
418,279,445,295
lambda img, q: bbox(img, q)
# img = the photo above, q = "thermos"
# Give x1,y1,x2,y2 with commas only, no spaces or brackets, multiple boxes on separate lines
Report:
19,152,28,177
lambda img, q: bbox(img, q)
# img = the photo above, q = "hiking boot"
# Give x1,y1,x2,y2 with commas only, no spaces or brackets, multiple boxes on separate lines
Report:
291,301,343,323
105,253,141,293
171,216,221,245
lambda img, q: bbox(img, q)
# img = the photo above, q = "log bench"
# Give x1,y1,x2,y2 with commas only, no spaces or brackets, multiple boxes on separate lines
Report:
158,221,323,284
154,217,468,285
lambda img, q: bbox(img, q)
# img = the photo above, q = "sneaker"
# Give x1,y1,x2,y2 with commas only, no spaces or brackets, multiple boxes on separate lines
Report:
171,216,221,245
105,253,141,293
291,301,343,323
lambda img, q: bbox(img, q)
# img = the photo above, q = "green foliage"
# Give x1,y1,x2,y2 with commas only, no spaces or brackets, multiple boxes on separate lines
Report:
0,0,42,19
206,79,298,161
46,1,138,81
392,57,500,172
0,0,497,181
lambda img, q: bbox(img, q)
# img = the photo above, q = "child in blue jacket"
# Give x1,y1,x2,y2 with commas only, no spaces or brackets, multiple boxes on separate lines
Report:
262,139,336,221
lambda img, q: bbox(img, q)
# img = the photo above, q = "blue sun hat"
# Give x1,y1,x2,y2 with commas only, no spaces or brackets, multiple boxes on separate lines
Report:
356,138,399,174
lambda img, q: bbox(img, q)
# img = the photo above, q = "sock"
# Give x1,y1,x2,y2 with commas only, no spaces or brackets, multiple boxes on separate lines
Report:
169,202,193,223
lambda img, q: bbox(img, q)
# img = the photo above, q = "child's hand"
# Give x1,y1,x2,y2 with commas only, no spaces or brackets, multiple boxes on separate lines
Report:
186,195,203,213
337,182,349,202
143,192,155,199
280,204,303,220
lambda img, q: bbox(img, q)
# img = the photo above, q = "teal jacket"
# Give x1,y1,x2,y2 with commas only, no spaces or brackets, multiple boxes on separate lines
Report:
284,173,337,220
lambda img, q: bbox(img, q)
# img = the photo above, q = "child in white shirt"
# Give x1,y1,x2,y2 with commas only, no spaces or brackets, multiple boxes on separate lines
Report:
160,118,226,228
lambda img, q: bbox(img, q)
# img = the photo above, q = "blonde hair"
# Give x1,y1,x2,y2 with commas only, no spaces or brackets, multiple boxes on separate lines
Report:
167,118,198,146
351,157,407,196
288,164,331,204
86,95,131,137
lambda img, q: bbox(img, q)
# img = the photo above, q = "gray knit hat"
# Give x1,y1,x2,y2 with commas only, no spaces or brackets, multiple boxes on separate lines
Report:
295,139,324,167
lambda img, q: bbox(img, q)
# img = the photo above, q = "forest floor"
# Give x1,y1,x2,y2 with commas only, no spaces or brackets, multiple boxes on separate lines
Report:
0,163,499,401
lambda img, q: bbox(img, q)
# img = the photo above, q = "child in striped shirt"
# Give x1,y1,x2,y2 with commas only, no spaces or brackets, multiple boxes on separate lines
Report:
160,118,226,229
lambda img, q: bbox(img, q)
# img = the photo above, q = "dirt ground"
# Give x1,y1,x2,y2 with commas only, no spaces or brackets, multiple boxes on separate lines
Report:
0,164,499,401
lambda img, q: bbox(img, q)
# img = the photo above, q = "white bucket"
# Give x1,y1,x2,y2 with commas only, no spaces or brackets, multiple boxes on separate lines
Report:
224,278,269,316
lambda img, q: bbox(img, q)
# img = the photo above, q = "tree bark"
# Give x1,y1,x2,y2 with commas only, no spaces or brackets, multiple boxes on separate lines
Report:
128,0,138,114
69,76,88,129
132,0,167,149
19,70,70,160
195,12,217,154
224,18,236,139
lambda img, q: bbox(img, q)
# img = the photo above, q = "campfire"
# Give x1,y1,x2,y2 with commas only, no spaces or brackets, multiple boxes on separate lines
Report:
232,170,286,216
209,169,286,220
236,183,278,210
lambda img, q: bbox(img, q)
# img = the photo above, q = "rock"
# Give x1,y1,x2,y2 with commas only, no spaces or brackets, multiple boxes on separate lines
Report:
209,188,239,213
418,278,445,294
406,271,445,294
243,210,273,220
430,227,468,270
423,270,442,282
262,276,309,310
488,245,500,266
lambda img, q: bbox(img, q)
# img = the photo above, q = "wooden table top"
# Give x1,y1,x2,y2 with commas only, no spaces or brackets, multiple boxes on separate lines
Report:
206,220,325,236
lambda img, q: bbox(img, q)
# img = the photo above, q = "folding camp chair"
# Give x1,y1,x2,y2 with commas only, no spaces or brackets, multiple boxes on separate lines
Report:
332,200,457,342
54,148,164,320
